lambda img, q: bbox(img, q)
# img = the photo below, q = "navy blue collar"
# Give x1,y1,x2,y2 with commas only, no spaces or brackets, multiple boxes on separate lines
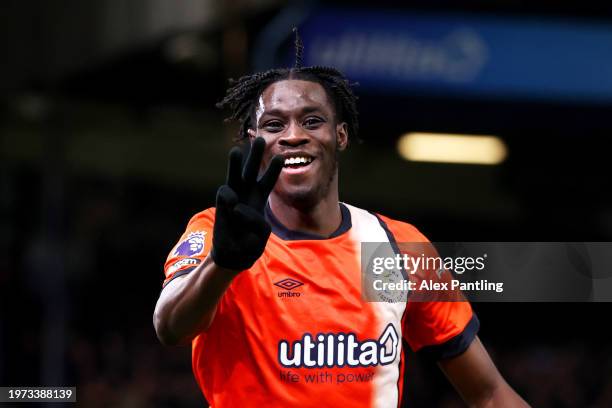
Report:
265,202,352,241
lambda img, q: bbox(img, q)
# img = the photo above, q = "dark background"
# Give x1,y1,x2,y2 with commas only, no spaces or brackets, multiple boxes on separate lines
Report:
2,1,612,406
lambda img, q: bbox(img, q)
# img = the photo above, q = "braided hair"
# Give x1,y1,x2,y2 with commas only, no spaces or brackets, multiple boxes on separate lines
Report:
216,28,359,142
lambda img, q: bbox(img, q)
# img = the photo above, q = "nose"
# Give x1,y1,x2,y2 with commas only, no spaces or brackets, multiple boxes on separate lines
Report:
279,121,309,147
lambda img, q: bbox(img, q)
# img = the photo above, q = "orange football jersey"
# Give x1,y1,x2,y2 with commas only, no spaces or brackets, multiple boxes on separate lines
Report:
163,203,478,407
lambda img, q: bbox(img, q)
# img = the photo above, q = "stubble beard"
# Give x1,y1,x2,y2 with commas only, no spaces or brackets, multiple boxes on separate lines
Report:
276,150,339,212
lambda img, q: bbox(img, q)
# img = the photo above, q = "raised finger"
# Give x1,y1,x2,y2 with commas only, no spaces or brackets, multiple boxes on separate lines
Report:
258,154,283,195
242,137,265,184
226,146,243,190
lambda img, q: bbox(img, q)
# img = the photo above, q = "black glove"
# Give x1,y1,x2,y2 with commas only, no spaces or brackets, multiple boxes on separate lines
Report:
211,137,283,271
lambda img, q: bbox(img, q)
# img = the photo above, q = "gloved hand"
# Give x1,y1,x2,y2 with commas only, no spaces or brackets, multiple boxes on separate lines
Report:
211,137,283,271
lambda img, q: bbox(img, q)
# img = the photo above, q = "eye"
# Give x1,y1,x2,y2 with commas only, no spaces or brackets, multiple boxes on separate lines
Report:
303,117,324,129
262,120,284,132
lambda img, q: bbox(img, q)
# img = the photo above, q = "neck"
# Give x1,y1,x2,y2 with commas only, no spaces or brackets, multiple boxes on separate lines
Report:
268,182,342,237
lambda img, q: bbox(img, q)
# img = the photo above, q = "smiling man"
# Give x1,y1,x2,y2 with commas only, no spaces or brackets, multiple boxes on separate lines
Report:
153,33,528,407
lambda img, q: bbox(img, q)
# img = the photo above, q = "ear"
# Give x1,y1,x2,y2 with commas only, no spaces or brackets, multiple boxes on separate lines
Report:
336,122,349,151
247,128,257,141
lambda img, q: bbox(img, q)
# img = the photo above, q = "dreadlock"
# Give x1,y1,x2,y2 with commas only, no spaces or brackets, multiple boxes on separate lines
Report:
216,28,359,143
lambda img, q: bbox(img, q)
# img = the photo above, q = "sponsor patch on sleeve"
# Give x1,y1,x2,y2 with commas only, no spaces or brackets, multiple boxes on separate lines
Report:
172,231,206,257
167,257,202,275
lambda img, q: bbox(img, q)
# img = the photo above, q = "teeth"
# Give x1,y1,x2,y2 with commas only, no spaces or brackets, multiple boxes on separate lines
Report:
284,156,313,166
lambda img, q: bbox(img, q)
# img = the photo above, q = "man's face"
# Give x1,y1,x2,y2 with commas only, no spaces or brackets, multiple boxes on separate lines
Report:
250,79,348,209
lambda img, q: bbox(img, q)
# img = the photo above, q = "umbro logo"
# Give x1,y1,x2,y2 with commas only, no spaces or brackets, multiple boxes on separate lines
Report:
274,278,304,298
274,278,304,291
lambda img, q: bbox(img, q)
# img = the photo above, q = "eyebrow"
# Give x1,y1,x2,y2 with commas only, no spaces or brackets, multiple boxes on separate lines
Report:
260,106,325,118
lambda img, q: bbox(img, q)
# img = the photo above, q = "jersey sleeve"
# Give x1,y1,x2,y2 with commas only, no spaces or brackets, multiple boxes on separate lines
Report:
375,214,479,360
162,208,216,287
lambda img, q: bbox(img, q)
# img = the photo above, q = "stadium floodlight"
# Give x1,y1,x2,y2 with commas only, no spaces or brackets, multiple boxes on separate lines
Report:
397,132,508,165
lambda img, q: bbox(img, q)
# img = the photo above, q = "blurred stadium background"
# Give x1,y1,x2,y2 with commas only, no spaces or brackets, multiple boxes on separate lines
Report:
2,1,612,406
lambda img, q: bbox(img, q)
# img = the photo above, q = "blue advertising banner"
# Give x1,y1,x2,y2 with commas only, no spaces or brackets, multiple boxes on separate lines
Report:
297,9,612,102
